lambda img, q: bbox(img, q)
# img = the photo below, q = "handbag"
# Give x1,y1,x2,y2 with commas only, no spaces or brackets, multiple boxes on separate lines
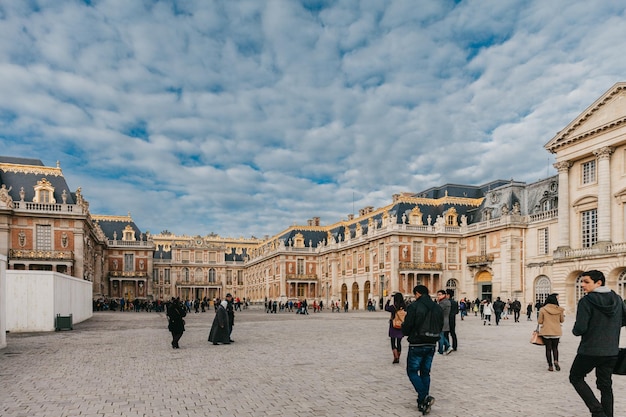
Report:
613,348,626,375
530,325,544,345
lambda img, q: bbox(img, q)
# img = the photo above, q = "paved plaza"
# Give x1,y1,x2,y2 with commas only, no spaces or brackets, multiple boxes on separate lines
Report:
1,306,626,417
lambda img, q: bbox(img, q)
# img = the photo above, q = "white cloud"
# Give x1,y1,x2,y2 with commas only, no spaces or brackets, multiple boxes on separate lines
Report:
1,0,626,237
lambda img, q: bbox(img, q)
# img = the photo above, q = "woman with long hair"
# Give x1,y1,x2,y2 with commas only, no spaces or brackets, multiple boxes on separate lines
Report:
538,294,565,371
385,292,406,364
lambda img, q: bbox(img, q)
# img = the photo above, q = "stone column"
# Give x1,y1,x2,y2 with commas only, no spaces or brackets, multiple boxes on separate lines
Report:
554,161,572,250
594,147,614,244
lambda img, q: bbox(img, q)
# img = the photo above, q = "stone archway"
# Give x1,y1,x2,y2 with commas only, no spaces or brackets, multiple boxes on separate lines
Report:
351,282,359,310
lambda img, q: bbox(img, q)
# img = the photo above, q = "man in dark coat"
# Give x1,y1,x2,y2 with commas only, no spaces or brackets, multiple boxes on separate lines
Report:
570,270,626,417
225,293,235,342
167,297,186,349
208,300,231,345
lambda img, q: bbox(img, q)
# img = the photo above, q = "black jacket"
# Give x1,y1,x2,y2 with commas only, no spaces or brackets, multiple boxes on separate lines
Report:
402,294,441,345
572,288,626,356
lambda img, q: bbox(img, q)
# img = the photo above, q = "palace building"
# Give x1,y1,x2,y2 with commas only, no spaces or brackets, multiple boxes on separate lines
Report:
2,82,626,314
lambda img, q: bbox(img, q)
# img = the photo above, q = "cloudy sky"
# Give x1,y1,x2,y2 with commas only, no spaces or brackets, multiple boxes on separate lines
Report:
1,0,625,238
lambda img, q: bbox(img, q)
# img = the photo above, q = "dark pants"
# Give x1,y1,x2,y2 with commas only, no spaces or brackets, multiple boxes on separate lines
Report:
448,318,457,350
570,354,618,417
513,310,521,322
171,332,183,348
494,311,502,325
390,337,402,353
406,345,435,405
544,338,559,366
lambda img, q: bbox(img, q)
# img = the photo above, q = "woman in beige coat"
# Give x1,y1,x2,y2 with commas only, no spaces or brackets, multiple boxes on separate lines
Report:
538,294,565,371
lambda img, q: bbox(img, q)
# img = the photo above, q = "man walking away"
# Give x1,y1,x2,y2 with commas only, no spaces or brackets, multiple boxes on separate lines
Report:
446,289,458,351
402,285,444,415
569,270,626,417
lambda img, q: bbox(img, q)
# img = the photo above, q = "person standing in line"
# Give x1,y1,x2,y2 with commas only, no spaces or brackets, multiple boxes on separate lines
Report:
436,290,452,355
570,270,626,417
385,292,406,364
402,285,443,415
538,294,564,371
344,300,349,312
526,303,533,321
483,300,493,325
208,300,230,345
446,289,458,351
225,293,235,342
166,297,187,349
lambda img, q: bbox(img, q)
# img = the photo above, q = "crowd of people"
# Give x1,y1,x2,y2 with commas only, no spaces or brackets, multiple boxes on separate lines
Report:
390,272,626,417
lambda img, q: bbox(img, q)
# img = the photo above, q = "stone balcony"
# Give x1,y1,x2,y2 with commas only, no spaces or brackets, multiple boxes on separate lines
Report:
398,261,443,271
9,249,74,260
466,254,495,266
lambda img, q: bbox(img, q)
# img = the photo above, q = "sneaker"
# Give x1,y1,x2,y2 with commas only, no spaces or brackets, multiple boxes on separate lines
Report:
421,395,435,415
444,346,454,355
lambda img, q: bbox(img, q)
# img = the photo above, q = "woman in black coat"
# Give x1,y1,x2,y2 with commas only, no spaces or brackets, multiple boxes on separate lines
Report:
208,300,231,345
167,297,187,349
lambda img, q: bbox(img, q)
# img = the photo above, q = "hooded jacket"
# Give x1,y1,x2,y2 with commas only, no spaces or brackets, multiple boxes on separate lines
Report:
538,303,564,337
572,287,626,356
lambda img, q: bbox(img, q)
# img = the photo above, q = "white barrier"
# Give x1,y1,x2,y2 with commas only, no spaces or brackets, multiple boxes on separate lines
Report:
5,270,92,332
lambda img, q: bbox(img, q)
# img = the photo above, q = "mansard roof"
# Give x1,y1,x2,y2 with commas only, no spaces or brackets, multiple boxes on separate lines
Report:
545,82,626,153
0,156,75,204
92,214,145,241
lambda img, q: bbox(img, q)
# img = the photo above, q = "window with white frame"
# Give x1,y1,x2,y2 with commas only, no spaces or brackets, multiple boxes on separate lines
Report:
538,228,549,255
412,241,423,262
36,224,52,250
447,242,457,264
479,236,487,256
581,209,597,248
575,275,585,303
582,159,596,185
124,254,134,272
618,270,626,300
164,268,170,284
237,270,243,285
297,258,304,275
535,275,551,305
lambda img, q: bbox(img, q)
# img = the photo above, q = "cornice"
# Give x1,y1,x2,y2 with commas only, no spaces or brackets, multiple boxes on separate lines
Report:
0,162,63,177
92,214,133,223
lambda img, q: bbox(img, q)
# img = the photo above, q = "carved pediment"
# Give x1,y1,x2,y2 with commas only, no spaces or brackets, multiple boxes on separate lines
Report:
546,83,626,152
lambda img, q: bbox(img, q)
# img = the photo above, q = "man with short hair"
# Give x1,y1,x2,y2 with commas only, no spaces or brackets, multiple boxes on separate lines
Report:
446,289,459,351
436,290,453,355
492,297,506,325
402,285,443,415
570,270,626,417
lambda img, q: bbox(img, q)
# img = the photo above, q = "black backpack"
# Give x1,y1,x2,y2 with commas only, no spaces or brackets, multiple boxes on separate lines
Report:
417,301,444,343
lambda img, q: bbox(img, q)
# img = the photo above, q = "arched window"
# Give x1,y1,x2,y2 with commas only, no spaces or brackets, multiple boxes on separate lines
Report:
618,270,626,300
195,267,203,283
534,275,551,305
575,275,585,303
445,279,457,296
209,268,216,283
183,267,190,283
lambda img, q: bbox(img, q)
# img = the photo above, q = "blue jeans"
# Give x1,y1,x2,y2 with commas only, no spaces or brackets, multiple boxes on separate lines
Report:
438,331,450,354
406,345,435,404
570,354,617,417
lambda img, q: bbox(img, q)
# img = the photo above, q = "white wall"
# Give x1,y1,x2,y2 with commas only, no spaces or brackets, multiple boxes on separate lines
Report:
6,271,92,332
0,255,6,349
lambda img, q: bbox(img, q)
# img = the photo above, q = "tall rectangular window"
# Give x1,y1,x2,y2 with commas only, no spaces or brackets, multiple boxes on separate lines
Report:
237,271,243,285
36,224,52,250
124,254,134,272
479,236,487,256
152,268,158,283
226,270,232,285
538,228,549,255
447,242,457,264
164,269,170,284
582,209,597,248
297,259,304,275
582,160,596,185
413,241,423,262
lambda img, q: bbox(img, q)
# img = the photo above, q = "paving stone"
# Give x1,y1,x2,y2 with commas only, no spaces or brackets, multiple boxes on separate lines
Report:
1,308,625,416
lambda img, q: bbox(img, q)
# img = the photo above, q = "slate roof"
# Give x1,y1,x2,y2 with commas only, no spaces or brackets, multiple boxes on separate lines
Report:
95,218,145,241
0,156,75,204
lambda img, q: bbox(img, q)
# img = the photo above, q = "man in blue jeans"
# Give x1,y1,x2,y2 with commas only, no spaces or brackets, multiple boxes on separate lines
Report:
570,270,626,417
402,285,443,415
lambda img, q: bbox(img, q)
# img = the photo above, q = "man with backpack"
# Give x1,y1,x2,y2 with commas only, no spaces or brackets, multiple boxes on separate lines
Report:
402,285,444,415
